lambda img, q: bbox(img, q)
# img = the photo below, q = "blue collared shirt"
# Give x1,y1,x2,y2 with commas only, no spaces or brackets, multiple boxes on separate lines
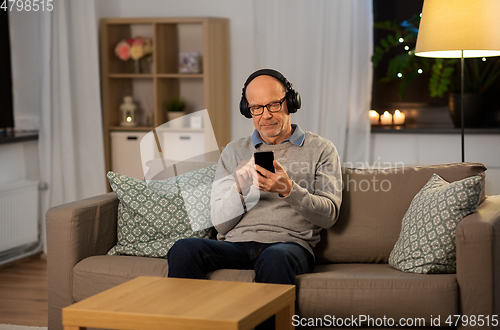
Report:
251,124,305,148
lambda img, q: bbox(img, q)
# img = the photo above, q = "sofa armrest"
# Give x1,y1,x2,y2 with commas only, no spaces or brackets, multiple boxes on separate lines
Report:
46,192,119,330
456,195,500,328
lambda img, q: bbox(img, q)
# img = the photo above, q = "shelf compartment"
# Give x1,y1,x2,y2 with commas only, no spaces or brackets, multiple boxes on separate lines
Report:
104,23,154,74
155,23,179,74
156,77,205,126
155,22,204,74
105,78,154,128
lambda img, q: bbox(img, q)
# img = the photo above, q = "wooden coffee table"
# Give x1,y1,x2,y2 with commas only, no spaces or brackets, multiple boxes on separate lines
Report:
62,276,295,330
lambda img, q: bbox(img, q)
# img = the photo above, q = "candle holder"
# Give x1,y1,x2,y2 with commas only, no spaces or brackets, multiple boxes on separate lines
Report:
120,96,137,127
393,109,406,126
380,111,393,125
369,110,380,125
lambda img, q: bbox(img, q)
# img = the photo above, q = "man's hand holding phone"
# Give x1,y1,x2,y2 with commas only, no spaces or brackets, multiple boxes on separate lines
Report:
233,153,293,197
254,152,292,197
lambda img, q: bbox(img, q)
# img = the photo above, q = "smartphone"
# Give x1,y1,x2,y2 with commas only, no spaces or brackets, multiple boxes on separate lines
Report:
254,151,275,174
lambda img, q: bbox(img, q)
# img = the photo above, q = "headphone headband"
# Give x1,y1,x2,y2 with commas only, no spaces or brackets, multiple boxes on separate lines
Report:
239,69,301,118
243,69,291,91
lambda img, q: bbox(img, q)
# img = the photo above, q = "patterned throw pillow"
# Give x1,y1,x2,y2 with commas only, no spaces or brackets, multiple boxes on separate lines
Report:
389,173,482,274
106,165,217,258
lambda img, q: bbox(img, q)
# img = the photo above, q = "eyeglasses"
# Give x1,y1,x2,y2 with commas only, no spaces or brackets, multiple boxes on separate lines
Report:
249,96,286,116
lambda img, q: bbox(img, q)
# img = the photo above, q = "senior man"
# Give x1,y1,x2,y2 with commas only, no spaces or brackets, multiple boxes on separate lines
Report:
168,68,342,285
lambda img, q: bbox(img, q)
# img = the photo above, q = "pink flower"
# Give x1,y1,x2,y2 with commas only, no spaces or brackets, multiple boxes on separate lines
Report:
115,40,130,61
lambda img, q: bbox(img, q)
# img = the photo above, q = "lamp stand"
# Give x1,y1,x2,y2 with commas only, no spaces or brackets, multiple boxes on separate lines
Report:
461,50,465,162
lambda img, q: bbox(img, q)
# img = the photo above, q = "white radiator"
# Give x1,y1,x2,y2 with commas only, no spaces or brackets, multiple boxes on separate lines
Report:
0,180,39,256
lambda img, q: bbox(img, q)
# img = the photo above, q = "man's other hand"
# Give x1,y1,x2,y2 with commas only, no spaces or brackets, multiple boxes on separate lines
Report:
233,158,259,195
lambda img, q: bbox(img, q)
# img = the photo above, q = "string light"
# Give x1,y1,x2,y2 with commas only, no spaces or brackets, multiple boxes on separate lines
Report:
482,57,487,61
397,73,403,78
399,38,404,43
418,69,423,74
404,46,410,51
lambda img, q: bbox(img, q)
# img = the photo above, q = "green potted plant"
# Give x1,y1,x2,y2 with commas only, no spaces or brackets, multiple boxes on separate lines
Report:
373,14,500,127
164,97,186,127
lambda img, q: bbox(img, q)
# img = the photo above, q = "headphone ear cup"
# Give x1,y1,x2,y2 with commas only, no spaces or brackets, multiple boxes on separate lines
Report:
286,90,301,114
293,91,301,112
239,96,252,118
286,91,296,114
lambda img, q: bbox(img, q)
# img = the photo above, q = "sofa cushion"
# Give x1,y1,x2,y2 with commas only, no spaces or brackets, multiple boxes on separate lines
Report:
314,162,486,264
74,258,457,324
73,255,169,302
296,263,458,325
389,174,482,273
106,164,216,258
207,269,255,282
73,255,255,302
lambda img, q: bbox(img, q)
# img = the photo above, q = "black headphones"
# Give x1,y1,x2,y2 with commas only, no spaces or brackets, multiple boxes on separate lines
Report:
239,68,301,119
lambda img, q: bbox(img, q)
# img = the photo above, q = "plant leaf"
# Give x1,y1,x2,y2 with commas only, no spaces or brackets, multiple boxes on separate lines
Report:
387,34,396,45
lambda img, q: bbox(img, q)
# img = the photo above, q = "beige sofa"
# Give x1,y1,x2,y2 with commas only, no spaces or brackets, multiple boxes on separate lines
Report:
47,162,500,329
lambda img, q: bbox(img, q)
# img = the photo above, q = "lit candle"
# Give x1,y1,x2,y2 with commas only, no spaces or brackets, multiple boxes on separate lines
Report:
380,111,393,125
393,109,405,125
369,110,380,125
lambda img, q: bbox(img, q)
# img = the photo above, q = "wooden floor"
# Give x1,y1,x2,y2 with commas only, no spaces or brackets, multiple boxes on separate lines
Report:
0,254,48,327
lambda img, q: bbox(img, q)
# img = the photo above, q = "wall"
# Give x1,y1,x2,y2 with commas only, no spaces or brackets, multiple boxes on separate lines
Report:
0,141,39,185
95,0,258,143
371,133,500,195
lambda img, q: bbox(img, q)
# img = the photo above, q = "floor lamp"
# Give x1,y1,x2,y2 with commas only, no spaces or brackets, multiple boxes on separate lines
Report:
414,0,500,162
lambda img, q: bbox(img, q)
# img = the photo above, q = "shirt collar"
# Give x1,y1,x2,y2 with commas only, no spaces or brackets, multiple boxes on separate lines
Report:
251,124,305,147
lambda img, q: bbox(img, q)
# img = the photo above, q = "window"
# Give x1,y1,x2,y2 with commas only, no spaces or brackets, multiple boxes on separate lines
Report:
371,0,500,128
371,0,446,109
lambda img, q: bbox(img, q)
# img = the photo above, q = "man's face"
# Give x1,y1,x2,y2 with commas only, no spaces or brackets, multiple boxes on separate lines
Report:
246,75,292,145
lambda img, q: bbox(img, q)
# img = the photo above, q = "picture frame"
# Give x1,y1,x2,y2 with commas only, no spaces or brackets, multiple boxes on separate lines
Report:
179,52,202,73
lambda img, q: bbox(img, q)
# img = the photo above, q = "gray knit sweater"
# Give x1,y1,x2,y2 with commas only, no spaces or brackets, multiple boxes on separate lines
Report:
210,130,342,257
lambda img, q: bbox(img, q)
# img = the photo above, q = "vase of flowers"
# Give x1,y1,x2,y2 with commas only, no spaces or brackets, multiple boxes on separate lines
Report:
114,36,153,73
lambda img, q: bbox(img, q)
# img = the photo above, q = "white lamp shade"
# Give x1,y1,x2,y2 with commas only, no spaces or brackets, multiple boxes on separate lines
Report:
415,0,500,58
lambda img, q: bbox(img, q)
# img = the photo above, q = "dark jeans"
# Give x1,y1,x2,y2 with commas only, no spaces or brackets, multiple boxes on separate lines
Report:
167,238,314,329
167,238,315,285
